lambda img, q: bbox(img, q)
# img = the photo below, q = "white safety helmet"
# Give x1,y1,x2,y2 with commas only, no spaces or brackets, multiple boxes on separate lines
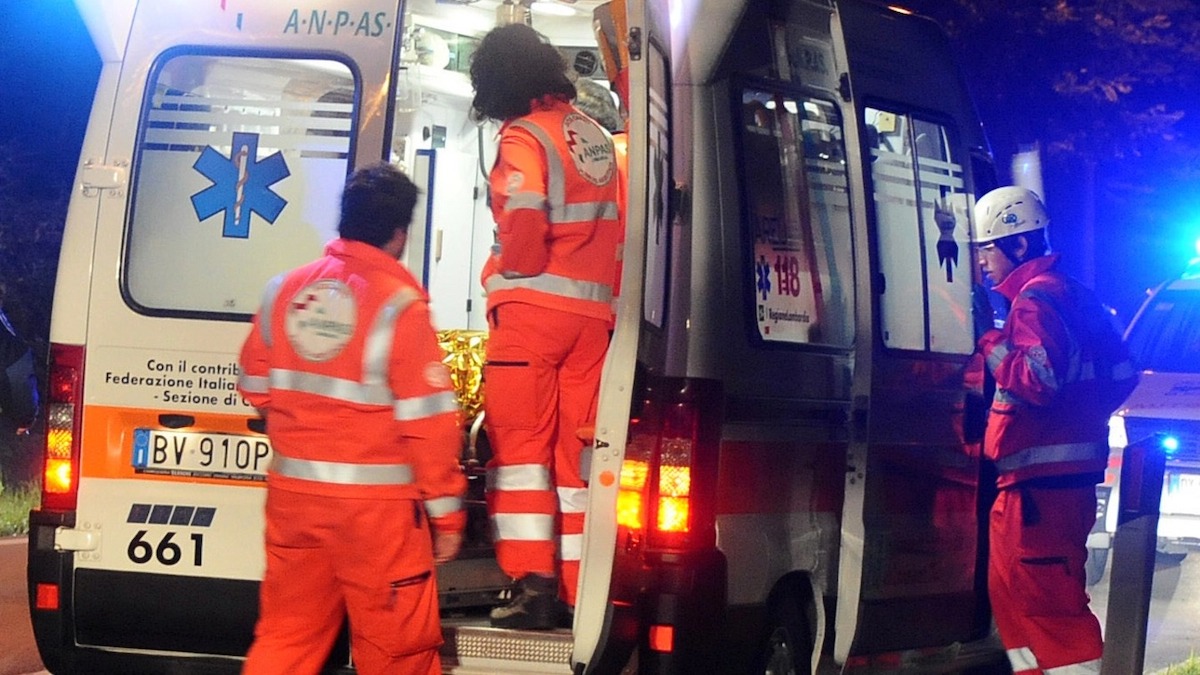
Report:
972,186,1049,244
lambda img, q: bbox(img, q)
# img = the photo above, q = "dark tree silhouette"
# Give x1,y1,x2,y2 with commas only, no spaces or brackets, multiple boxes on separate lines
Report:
908,0,1200,315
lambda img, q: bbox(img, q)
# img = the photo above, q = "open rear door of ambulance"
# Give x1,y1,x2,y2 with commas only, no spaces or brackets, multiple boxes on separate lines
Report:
29,2,407,672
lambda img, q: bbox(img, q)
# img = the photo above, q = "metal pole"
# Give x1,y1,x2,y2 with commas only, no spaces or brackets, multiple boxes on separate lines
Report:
1100,434,1167,675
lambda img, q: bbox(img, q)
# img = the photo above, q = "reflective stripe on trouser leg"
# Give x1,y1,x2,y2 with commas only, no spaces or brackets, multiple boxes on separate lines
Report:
554,315,607,606
484,310,562,579
559,486,588,606
991,485,1103,673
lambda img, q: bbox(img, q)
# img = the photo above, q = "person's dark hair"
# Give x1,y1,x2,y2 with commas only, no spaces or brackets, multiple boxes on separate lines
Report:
338,163,420,247
470,24,575,123
995,228,1050,264
572,77,622,133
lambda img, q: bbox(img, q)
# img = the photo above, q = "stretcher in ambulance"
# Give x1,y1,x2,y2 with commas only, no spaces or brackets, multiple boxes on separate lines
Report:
29,0,1010,672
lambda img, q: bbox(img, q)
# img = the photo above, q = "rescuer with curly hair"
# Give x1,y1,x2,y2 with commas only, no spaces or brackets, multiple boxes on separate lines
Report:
470,23,621,630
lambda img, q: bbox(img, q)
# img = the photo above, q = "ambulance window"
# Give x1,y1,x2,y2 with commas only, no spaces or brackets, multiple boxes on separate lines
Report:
738,87,853,347
866,106,973,355
1126,288,1200,373
125,51,357,319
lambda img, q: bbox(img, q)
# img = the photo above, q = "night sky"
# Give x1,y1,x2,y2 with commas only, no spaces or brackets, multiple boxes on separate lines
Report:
0,1,99,196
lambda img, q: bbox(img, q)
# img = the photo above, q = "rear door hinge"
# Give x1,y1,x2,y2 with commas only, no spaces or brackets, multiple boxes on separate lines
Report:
80,159,128,198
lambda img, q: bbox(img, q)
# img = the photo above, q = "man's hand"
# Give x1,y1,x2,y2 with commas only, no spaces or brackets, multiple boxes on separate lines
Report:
433,530,463,564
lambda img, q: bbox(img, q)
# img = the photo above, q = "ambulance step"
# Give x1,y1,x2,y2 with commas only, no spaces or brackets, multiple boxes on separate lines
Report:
441,623,573,674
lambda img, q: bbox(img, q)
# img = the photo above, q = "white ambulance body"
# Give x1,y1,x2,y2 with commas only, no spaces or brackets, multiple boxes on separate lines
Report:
29,0,1009,673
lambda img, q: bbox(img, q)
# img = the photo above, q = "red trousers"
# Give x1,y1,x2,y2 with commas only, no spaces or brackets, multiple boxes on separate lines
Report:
989,484,1102,674
484,302,608,606
243,488,442,675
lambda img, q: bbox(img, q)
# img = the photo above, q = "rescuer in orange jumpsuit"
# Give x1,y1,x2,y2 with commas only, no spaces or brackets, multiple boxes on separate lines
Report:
238,163,466,674
469,24,622,630
972,186,1138,674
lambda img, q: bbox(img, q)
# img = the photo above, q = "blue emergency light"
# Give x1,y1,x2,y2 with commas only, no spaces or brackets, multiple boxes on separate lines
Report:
1161,435,1180,456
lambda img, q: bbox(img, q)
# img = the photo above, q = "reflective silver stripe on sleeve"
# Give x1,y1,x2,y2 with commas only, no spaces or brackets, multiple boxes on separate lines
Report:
425,495,463,518
557,486,588,514
503,191,547,212
560,533,583,561
491,513,555,541
986,342,1009,374
238,374,269,394
270,369,392,405
258,274,285,348
484,272,612,304
487,464,552,491
394,390,459,421
271,454,414,486
993,441,1107,474
362,288,420,387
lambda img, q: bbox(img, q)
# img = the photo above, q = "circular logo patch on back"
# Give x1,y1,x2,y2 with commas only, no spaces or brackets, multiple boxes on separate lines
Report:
285,279,357,362
563,113,615,186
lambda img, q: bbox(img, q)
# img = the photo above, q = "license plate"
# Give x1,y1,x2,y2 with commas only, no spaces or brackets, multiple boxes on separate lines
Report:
132,428,272,481
1163,472,1200,516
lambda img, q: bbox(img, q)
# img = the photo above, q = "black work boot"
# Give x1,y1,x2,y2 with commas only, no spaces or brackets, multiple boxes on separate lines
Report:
489,574,558,630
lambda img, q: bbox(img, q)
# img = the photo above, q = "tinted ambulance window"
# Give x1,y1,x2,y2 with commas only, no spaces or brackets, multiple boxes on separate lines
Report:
738,88,853,347
125,51,357,319
1127,287,1200,373
866,106,973,354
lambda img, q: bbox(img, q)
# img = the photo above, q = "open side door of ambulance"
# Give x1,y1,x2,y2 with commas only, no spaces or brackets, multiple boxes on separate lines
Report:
831,0,999,669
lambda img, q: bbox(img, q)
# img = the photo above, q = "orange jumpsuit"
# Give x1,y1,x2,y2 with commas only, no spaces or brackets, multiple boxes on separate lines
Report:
977,254,1137,674
483,97,621,606
238,238,465,675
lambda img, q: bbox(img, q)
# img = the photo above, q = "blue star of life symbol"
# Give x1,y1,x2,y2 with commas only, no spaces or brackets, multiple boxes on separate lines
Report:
755,255,772,300
191,131,290,238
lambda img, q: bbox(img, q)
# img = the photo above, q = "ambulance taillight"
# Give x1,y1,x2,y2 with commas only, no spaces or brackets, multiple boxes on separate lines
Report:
42,344,84,511
618,377,719,551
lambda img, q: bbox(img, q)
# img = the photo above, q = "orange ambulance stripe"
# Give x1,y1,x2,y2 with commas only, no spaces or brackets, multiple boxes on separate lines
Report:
79,404,269,487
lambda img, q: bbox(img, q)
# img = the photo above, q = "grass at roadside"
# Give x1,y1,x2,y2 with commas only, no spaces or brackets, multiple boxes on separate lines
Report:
1164,653,1200,674
0,481,38,537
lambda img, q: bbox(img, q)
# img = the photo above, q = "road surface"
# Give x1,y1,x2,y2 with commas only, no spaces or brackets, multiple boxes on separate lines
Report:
0,537,43,675
2,537,1198,674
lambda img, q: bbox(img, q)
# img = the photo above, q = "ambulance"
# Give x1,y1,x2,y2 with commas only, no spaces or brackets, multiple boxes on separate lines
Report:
1086,260,1200,585
29,0,1011,672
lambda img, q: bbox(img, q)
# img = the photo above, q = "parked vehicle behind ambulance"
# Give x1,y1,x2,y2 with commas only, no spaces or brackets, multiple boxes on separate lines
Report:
30,0,1010,673
1086,260,1200,585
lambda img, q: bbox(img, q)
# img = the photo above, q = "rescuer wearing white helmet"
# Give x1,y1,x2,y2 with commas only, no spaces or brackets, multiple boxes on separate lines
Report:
971,186,1138,674
972,185,1052,285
